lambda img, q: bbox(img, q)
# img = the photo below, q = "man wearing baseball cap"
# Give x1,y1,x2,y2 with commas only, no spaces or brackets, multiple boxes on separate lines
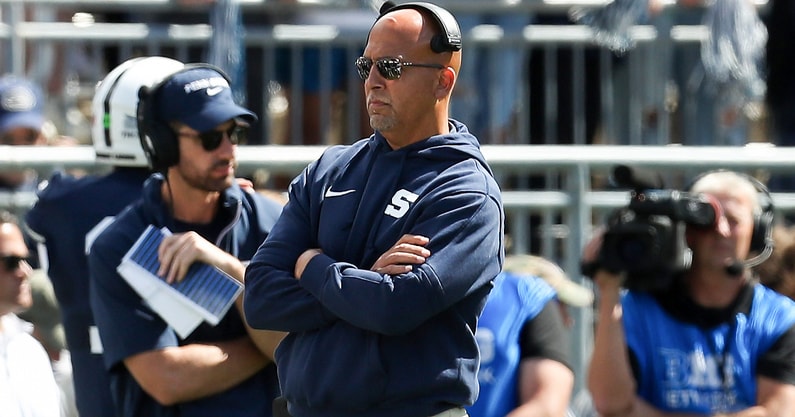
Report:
136,65,258,172
0,75,45,140
88,64,285,417
0,75,47,191
158,67,256,132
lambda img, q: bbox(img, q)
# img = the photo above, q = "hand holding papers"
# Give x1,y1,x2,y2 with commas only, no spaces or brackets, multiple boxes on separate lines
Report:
117,225,243,338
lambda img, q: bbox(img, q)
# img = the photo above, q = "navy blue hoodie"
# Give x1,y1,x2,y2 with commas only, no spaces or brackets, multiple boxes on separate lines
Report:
244,120,505,417
88,173,283,417
25,167,152,417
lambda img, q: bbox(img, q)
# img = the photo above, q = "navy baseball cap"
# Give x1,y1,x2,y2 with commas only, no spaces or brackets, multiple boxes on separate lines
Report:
0,75,44,133
158,66,256,133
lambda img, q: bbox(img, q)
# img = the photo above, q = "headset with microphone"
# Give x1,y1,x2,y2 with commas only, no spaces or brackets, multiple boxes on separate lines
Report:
136,63,233,171
685,170,775,275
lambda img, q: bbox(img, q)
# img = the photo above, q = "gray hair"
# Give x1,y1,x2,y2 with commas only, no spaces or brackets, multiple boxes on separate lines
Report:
689,171,761,215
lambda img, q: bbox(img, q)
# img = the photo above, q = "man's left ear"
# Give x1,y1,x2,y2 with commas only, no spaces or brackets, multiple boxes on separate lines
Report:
435,67,455,98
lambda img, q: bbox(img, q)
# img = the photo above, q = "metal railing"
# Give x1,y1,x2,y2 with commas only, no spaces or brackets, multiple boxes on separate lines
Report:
0,0,779,396
0,1,772,148
4,143,795,393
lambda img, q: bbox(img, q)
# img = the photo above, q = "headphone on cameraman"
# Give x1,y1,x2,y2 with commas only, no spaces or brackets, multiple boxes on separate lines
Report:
372,1,462,53
685,169,775,267
137,63,232,171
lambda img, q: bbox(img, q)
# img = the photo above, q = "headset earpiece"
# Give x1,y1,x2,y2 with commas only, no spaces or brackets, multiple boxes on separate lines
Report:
373,1,462,53
137,83,177,171
136,63,232,171
750,181,775,254
685,170,774,256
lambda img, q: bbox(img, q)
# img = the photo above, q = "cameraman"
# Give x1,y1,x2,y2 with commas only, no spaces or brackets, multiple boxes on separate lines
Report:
586,170,795,417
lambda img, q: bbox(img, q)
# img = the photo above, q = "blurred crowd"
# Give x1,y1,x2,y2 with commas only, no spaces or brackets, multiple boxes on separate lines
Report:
0,0,787,150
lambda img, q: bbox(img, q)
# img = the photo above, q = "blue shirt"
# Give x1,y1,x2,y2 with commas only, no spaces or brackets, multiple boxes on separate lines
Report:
624,284,795,413
89,173,283,417
467,271,558,417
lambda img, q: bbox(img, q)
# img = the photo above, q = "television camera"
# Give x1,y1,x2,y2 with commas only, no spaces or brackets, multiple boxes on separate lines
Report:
585,165,721,291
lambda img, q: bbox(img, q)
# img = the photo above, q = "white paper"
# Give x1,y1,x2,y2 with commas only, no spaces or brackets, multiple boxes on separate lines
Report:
116,226,242,339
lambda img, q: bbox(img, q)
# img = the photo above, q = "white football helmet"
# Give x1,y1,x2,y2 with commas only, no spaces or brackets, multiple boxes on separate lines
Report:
91,56,185,167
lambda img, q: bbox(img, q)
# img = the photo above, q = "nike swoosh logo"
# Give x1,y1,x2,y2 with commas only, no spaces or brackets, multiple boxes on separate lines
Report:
206,86,224,96
324,186,356,198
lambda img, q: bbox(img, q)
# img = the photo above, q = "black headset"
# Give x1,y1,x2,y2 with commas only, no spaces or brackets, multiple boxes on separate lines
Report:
685,170,775,263
137,63,231,171
373,1,462,53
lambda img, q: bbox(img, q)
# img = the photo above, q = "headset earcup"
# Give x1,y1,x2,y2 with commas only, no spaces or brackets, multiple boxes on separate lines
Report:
374,2,461,53
687,169,775,256
748,176,775,255
137,85,178,170
137,86,159,169
430,34,448,54
751,210,774,254
136,63,234,171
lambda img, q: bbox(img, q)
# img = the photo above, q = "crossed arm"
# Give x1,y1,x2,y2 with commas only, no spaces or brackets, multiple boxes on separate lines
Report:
294,234,431,279
124,231,286,404
156,231,286,360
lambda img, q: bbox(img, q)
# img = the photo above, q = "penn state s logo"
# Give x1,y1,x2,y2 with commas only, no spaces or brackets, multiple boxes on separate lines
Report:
385,189,418,219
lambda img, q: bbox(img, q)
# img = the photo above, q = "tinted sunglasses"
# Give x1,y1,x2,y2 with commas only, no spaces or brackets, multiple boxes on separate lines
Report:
178,123,248,151
355,56,445,81
1,255,29,272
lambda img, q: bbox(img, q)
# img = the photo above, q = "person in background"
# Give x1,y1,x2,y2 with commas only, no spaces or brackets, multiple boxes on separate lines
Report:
15,269,66,363
0,72,77,417
451,0,532,144
0,209,60,417
765,0,795,192
25,55,187,417
755,224,795,300
0,73,76,246
87,63,285,417
15,268,74,417
243,2,505,417
0,74,49,193
270,0,374,147
586,170,795,416
468,254,593,417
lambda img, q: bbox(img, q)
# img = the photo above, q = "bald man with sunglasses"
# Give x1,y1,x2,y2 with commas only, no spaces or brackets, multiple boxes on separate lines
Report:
244,3,504,417
87,64,285,417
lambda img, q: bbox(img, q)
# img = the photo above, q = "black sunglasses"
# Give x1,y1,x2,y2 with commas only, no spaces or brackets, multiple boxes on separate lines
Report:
355,56,445,81
178,123,248,151
1,255,29,272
